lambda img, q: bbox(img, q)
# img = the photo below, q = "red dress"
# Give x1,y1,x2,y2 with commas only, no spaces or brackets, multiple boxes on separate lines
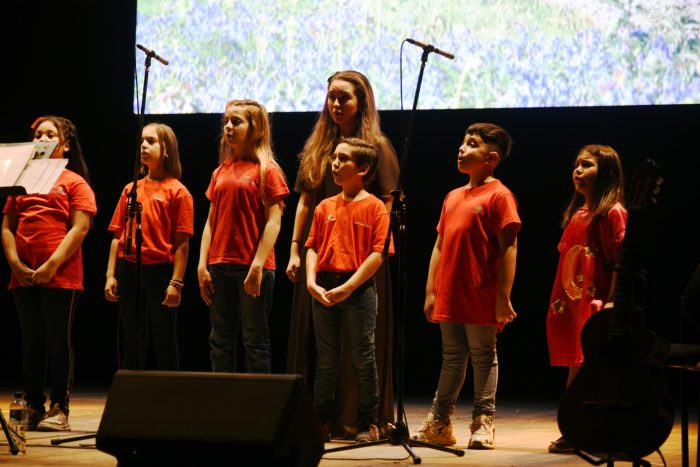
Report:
546,203,627,366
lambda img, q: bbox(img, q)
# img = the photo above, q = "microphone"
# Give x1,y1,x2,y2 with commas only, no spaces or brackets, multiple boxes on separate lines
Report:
406,38,454,60
136,44,169,66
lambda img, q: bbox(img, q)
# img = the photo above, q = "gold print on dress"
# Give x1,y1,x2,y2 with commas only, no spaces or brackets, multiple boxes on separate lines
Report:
550,298,565,314
586,283,596,298
561,244,584,300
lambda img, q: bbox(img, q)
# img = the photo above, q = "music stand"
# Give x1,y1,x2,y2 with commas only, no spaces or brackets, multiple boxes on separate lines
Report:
0,142,64,196
322,42,465,464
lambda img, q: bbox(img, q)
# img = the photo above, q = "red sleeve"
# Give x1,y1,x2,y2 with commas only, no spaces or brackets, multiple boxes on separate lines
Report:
172,184,194,235
370,201,393,256
305,203,323,250
67,175,97,217
493,191,521,233
264,163,290,201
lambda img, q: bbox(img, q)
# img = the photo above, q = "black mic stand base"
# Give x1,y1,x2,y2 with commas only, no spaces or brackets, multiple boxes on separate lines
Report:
50,432,96,446
322,421,465,464
322,41,467,466
574,449,653,467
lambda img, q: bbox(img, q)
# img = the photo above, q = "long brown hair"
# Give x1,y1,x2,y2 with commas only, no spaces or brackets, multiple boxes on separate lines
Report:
297,70,382,189
219,99,284,204
561,144,624,227
140,122,182,179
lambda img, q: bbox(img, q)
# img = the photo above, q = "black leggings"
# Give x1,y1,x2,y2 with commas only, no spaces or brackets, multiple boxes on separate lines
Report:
13,286,79,413
117,260,179,371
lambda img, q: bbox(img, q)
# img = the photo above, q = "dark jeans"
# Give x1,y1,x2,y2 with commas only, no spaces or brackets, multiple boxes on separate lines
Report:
208,263,275,373
117,260,179,371
311,271,378,429
13,286,80,413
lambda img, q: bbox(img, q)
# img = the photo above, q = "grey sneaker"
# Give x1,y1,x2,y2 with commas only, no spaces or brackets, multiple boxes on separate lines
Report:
37,405,70,431
412,414,457,446
355,424,379,443
468,414,494,449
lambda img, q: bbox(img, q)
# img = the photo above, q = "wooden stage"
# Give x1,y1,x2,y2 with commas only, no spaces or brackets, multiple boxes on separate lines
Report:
0,391,695,466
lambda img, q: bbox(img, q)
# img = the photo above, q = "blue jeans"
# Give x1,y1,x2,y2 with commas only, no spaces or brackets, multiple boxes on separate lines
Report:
311,272,378,429
430,322,498,420
208,263,274,373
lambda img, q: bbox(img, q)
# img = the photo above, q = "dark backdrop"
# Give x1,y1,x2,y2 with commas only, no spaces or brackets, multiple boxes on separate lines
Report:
1,1,698,400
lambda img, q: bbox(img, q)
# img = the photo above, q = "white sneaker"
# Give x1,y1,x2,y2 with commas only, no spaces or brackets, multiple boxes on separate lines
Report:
37,405,71,431
468,414,494,449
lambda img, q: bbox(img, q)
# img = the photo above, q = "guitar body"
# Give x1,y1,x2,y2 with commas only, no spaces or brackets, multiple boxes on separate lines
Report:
557,308,674,458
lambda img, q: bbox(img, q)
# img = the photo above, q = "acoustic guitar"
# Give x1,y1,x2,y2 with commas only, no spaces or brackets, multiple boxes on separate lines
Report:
557,159,673,460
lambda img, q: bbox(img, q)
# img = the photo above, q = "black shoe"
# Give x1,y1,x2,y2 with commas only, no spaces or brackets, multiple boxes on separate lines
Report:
548,436,575,454
27,406,45,431
319,421,332,442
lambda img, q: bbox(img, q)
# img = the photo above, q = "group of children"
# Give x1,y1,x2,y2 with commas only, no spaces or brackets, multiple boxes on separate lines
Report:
2,70,627,452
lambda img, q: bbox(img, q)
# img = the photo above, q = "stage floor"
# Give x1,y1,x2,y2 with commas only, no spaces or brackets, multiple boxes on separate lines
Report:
0,391,695,466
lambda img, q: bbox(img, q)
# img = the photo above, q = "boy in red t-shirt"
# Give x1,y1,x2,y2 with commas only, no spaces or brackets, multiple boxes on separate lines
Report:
305,137,393,444
412,123,521,450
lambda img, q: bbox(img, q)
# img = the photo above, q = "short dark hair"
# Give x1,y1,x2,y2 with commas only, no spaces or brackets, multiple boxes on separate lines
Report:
338,137,378,183
466,122,513,159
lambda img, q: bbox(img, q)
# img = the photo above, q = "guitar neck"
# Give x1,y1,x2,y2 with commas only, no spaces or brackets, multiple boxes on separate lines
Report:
609,208,648,341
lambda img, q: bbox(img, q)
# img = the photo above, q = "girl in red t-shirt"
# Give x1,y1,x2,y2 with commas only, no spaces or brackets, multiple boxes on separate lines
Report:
546,144,627,453
197,99,289,373
105,123,194,371
2,116,97,432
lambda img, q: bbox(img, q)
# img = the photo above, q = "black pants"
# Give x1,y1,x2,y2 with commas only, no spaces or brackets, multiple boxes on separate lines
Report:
13,286,79,413
117,260,179,371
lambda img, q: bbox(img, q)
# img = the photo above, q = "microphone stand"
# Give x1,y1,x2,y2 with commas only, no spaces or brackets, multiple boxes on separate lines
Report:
123,50,151,372
322,46,465,464
51,47,164,448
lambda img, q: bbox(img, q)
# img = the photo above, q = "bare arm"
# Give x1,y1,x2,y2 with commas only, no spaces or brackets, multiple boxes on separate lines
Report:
1,211,34,286
163,232,189,307
286,191,310,282
104,236,120,301
324,251,384,304
423,234,443,323
197,204,215,305
32,209,91,284
305,247,332,306
376,135,400,212
244,199,284,297
495,224,519,324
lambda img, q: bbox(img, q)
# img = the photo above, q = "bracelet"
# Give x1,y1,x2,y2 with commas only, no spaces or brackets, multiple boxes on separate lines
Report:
291,239,301,244
169,279,184,289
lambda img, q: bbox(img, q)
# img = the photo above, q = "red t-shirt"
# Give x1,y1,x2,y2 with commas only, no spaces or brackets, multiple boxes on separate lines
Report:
3,169,97,290
547,202,627,366
206,160,289,269
108,177,194,264
431,180,521,325
306,193,393,272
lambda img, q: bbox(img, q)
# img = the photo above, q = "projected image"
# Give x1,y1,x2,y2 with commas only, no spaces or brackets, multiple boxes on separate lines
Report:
136,0,700,113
